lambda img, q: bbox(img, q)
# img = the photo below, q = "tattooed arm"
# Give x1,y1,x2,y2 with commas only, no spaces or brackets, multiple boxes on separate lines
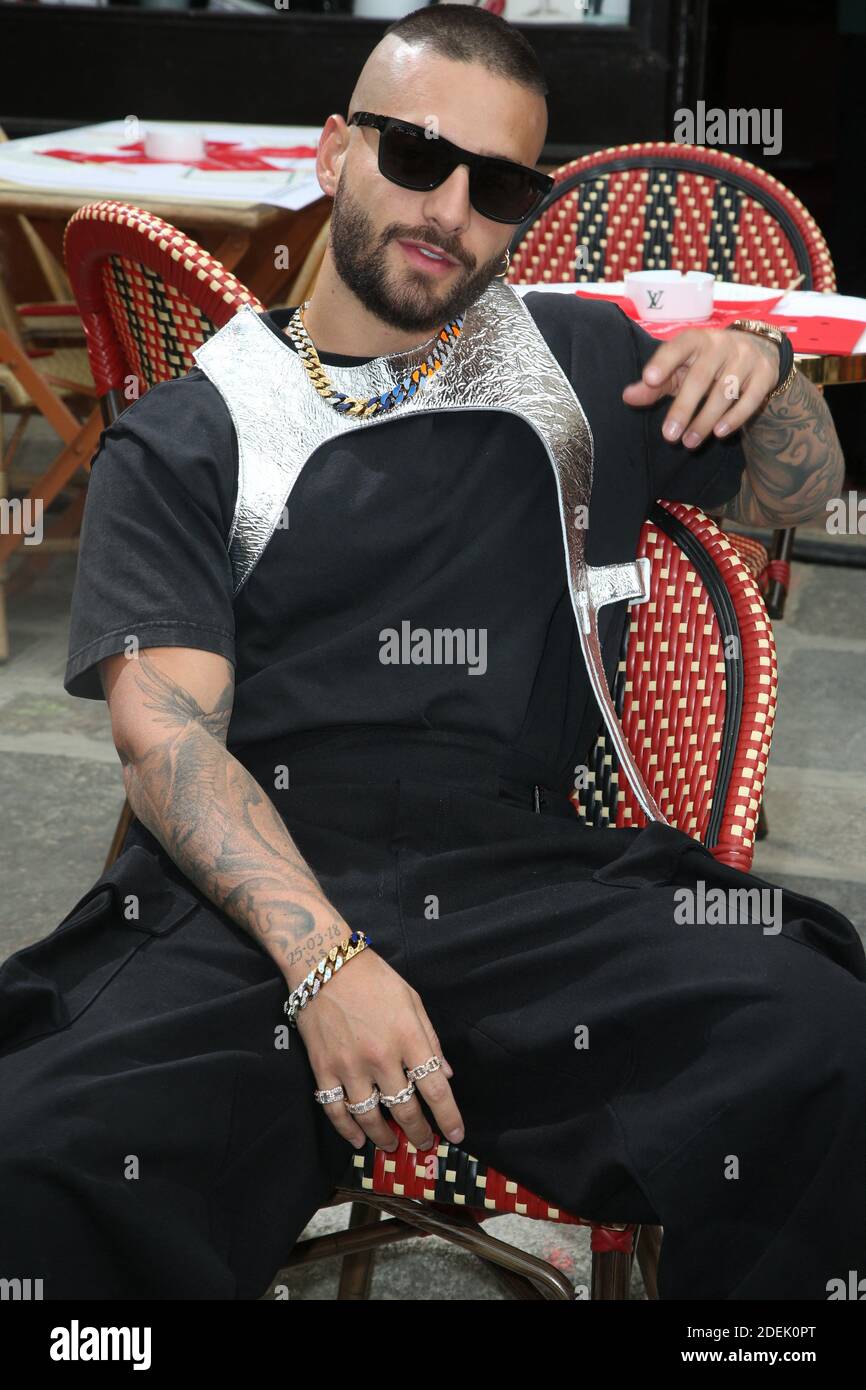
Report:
624,327,845,528
99,646,348,989
721,365,845,529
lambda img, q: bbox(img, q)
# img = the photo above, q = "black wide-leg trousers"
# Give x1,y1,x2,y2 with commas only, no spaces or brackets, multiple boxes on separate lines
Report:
1,731,865,1300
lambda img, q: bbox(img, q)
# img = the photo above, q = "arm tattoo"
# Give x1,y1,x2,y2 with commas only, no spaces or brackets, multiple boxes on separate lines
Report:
117,652,346,973
722,369,845,528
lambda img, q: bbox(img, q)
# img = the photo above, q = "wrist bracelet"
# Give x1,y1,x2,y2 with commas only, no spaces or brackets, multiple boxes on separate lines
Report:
727,318,796,399
284,929,371,1027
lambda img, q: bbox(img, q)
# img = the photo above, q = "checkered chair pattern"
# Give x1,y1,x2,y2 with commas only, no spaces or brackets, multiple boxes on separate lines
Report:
63,200,264,415
508,141,835,291
574,501,776,871
506,140,837,621
288,502,778,1301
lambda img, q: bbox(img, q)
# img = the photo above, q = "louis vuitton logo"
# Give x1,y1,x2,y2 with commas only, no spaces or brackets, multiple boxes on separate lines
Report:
646,290,664,310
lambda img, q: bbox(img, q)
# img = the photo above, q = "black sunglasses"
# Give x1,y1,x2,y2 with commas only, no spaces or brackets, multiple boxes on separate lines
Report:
348,111,554,225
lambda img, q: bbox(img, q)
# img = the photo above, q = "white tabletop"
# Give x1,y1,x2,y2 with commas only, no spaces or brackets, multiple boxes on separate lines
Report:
513,280,866,354
0,120,324,212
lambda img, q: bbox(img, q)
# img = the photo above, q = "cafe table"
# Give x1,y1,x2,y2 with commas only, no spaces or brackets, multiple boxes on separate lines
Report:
511,279,866,384
0,119,332,305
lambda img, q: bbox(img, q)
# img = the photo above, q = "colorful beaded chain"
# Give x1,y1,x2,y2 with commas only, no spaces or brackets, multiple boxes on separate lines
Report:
286,300,463,418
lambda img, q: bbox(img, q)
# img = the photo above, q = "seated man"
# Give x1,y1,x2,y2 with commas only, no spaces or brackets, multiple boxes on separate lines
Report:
1,6,864,1301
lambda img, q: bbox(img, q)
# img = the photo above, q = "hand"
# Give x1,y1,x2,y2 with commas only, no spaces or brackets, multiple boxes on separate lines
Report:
295,947,465,1154
621,328,780,449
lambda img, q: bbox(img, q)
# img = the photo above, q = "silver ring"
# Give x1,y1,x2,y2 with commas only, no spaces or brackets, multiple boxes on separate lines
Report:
345,1088,381,1115
379,1082,416,1107
405,1055,441,1083
313,1085,345,1105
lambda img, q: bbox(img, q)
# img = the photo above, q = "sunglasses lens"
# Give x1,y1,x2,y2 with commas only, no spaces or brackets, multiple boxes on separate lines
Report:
378,123,545,224
380,126,445,190
472,165,544,223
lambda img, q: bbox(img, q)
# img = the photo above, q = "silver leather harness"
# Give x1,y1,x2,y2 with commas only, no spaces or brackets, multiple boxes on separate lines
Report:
193,278,664,822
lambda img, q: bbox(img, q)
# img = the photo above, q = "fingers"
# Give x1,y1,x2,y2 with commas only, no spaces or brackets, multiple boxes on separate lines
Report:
624,328,778,446
376,1066,435,1150
658,350,721,444
404,1008,465,1145
621,377,673,408
309,982,464,1158
313,1030,453,1156
625,331,701,408
312,1070,372,1150
684,375,768,446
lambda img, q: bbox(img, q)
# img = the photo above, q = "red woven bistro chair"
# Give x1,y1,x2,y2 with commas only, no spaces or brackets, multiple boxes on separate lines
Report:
63,200,265,868
284,501,778,1301
64,200,264,428
506,141,838,622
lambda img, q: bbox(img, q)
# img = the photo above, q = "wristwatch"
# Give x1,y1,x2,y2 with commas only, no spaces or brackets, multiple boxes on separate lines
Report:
727,318,797,400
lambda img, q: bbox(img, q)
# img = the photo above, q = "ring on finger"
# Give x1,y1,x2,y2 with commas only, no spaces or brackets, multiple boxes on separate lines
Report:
405,1055,441,1083
379,1082,416,1107
314,1085,345,1105
345,1088,381,1115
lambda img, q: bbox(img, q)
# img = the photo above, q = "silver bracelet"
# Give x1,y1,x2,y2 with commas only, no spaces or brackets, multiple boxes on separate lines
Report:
284,929,371,1027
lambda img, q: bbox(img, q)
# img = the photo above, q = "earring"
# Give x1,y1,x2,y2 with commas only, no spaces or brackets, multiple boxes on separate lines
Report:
495,247,511,279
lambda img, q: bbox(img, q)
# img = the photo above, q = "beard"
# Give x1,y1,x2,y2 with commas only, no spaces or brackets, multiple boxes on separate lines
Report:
327,175,508,336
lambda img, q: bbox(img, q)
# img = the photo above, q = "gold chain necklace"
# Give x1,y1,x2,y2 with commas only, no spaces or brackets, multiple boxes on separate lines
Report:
286,300,464,418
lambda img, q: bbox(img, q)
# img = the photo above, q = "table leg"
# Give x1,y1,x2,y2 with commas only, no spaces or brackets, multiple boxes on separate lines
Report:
209,230,252,273
0,405,102,568
235,199,332,305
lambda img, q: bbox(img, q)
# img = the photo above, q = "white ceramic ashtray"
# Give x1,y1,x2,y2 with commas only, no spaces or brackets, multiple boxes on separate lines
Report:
143,127,207,162
624,270,715,321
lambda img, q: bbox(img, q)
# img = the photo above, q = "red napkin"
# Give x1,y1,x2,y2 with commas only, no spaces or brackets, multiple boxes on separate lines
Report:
761,314,866,356
571,288,864,355
572,289,785,338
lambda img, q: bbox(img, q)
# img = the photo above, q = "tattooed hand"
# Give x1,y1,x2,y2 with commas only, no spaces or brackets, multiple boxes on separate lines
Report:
622,327,845,529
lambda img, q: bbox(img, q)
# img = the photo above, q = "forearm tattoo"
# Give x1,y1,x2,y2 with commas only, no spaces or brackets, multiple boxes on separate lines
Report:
722,369,845,528
116,652,346,971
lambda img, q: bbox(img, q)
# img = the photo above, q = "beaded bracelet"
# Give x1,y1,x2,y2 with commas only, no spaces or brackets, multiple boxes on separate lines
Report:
283,930,371,1027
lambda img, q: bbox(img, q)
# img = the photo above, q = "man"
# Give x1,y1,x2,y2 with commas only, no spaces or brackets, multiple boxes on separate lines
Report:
1,5,864,1301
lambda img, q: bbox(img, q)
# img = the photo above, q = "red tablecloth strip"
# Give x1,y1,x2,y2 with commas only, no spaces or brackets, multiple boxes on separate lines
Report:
37,140,319,173
572,290,865,355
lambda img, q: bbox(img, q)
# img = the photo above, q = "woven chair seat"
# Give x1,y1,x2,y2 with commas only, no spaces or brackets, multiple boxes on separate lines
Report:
0,346,94,409
725,531,771,582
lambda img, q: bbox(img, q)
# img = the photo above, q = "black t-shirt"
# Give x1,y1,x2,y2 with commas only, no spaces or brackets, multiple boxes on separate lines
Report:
63,292,746,792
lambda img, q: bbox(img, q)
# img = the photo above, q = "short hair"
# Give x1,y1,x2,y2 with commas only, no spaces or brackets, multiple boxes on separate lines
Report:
383,4,549,100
